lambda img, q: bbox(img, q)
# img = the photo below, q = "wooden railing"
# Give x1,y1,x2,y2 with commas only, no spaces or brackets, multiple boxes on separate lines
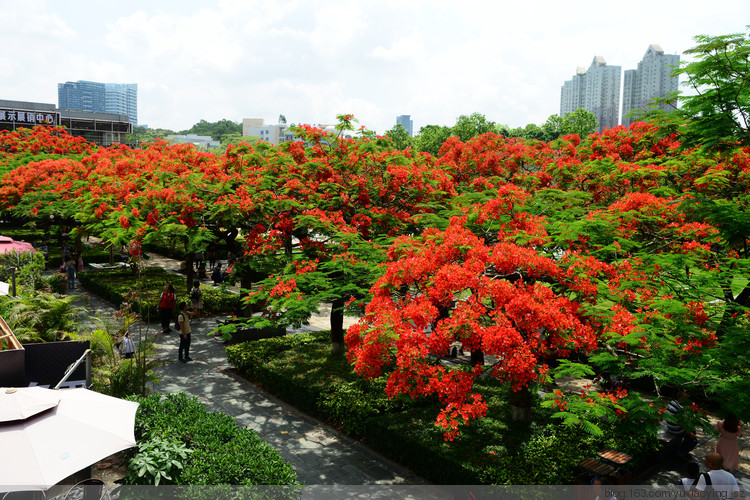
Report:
0,316,22,351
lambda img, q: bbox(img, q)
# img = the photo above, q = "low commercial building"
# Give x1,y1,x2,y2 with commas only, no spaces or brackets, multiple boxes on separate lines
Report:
0,98,132,146
165,134,221,149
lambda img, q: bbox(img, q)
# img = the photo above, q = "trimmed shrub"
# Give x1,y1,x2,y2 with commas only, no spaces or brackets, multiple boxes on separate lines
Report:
0,226,122,268
45,272,67,294
129,393,299,486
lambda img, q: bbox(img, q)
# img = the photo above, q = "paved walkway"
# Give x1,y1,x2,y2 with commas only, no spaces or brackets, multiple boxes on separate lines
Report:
150,316,427,486
639,428,750,490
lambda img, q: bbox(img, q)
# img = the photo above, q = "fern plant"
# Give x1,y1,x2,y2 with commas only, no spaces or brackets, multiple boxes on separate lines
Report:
0,291,82,343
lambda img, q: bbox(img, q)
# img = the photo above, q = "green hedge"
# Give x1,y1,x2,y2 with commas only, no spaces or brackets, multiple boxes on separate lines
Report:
78,267,237,320
128,393,299,486
226,333,659,485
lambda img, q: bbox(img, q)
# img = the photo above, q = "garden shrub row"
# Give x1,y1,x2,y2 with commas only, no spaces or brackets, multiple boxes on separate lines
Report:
78,267,237,320
127,392,299,486
226,332,660,485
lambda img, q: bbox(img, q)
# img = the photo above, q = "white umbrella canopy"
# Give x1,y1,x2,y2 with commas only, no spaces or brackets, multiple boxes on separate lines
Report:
0,387,60,422
0,387,139,492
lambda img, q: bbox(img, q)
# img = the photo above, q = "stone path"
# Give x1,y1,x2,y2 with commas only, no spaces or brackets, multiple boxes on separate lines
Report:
149,315,427,486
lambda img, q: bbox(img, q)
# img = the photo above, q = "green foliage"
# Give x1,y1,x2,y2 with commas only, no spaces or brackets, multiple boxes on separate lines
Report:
109,355,160,398
0,291,81,343
125,436,192,486
0,250,45,291
560,108,599,138
219,133,258,150
415,124,452,156
45,272,67,294
72,311,159,397
0,226,122,268
452,112,508,142
384,123,414,150
649,27,750,154
126,125,177,146
509,110,598,141
180,119,242,142
128,393,299,486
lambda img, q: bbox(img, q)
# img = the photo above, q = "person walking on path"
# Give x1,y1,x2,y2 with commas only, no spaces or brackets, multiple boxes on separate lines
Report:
211,263,224,285
207,245,217,269
190,280,203,322
158,284,176,334
177,301,193,363
695,452,741,497
665,391,699,460
65,254,77,290
716,413,743,471
120,332,135,359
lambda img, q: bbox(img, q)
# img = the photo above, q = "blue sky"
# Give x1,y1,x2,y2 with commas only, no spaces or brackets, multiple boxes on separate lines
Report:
2,0,747,134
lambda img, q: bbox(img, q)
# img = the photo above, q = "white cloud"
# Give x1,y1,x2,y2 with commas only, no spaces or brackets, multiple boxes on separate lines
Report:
1,0,748,134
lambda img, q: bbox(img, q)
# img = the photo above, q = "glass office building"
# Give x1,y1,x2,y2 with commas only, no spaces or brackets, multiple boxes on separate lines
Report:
58,81,137,126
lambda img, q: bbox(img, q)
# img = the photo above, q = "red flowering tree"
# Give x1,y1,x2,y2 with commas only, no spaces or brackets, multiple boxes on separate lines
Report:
217,115,456,352
346,180,620,438
345,121,750,438
0,131,225,290
529,125,750,417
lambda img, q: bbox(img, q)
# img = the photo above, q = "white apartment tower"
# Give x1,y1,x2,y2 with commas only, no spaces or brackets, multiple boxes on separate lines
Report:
560,56,621,133
621,45,680,127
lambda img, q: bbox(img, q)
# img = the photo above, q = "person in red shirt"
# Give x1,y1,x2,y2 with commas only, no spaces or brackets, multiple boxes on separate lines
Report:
158,284,176,334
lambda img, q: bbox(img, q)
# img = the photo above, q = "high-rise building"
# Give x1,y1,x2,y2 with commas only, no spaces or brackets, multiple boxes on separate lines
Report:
396,115,413,136
105,83,138,126
58,80,138,125
621,45,680,127
560,56,621,133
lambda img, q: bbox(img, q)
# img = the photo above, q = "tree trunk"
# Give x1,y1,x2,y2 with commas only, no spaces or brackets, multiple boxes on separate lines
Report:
510,386,533,422
330,297,345,355
470,349,485,366
185,252,195,293
239,273,254,317
74,233,83,255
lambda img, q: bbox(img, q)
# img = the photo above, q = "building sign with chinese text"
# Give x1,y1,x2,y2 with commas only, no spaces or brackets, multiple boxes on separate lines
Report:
0,108,58,126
